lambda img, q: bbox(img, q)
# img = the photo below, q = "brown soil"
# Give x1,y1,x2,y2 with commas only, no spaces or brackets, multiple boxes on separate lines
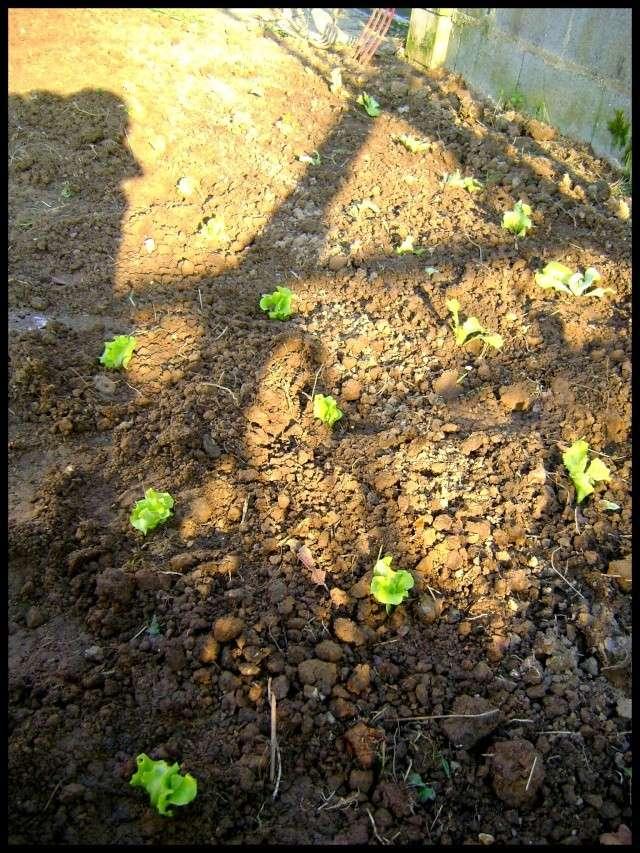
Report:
8,8,632,846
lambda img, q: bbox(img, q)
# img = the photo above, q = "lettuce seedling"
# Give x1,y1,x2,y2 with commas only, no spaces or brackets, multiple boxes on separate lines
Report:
394,133,430,153
99,335,137,369
502,200,533,237
259,286,294,320
130,753,197,817
298,151,321,166
199,216,226,241
370,554,414,614
130,488,175,535
442,170,483,193
407,772,436,803
396,235,427,256
562,439,611,504
535,262,613,298
313,393,343,427
357,92,381,117
446,298,503,350
348,198,380,219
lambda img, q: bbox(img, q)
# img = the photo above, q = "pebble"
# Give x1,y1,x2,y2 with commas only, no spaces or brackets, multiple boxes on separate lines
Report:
616,697,632,720
25,607,45,629
334,617,365,646
342,379,362,401
213,616,245,642
441,695,501,748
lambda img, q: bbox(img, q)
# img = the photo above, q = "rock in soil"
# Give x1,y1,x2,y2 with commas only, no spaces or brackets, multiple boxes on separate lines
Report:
441,695,501,748
490,739,544,807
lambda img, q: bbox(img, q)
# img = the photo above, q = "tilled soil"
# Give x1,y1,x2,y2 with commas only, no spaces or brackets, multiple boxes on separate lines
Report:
8,8,632,846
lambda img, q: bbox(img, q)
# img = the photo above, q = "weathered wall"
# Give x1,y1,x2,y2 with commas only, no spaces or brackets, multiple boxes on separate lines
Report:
406,8,631,166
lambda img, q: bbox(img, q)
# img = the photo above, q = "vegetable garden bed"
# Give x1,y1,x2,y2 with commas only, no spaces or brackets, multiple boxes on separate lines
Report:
9,8,631,846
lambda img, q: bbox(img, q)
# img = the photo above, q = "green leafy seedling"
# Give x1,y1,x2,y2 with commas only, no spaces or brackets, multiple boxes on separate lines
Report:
259,286,294,320
357,92,381,117
99,335,137,369
535,262,613,299
502,200,533,237
130,753,197,817
396,235,427,256
446,298,503,350
199,216,226,241
425,266,439,277
298,151,321,166
562,439,611,504
394,133,430,153
442,170,483,193
348,198,380,219
147,614,162,637
313,393,343,427
407,772,436,803
600,499,620,511
370,554,414,614
130,488,175,535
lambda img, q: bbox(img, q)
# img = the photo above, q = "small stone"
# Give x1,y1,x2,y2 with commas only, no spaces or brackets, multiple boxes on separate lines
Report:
416,594,442,624
334,617,366,646
328,254,349,271
616,697,632,720
25,607,45,629
198,636,220,664
298,659,338,695
315,640,343,663
346,664,371,694
441,695,501,748
181,258,195,275
433,369,461,398
608,557,631,592
344,722,383,769
478,833,495,845
202,434,222,458
93,374,117,397
213,616,245,642
84,645,104,663
342,379,362,401
330,587,350,607
490,739,544,807
59,783,86,803
525,118,556,141
277,493,290,510
499,383,533,412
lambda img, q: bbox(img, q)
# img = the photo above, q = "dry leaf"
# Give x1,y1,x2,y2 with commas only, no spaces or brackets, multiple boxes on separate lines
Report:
310,565,326,586
297,545,314,570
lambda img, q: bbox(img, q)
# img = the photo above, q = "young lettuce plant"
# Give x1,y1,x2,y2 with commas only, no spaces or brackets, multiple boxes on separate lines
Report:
259,286,294,320
130,488,175,535
370,554,414,614
562,439,611,504
446,298,503,351
442,170,483,193
393,133,430,153
298,151,321,166
407,772,436,803
357,92,381,117
99,335,137,369
535,262,613,298
396,235,427,256
502,200,533,237
313,393,343,427
130,754,197,817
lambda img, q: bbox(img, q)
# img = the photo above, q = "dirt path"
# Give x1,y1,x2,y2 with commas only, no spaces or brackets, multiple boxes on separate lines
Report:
9,8,631,845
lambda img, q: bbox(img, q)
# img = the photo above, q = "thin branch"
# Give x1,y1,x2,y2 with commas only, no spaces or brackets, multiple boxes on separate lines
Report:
549,547,585,599
398,709,499,723
525,755,538,791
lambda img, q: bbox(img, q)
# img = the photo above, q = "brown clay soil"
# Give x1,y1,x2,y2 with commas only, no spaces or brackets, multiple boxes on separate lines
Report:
8,8,632,846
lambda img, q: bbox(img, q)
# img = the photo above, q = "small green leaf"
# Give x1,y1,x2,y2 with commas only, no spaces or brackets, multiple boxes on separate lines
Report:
502,200,533,237
313,394,343,427
370,555,414,607
600,499,620,511
442,170,483,192
298,151,321,166
259,286,294,320
147,614,162,637
425,266,439,277
394,133,430,153
130,753,197,816
396,235,426,255
99,335,137,369
357,92,381,117
130,488,175,535
563,440,611,504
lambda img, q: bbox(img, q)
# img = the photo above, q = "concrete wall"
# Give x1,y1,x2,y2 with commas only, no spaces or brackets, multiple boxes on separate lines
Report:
406,8,631,166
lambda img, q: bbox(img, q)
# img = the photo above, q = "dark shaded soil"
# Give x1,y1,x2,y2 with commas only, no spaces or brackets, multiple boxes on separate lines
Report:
9,8,631,846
